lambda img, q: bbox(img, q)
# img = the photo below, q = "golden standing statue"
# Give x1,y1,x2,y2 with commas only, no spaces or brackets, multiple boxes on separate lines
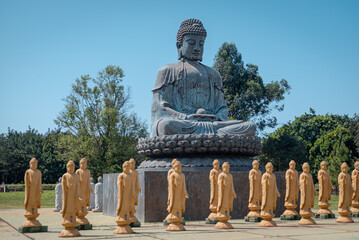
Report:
337,162,354,223
76,158,92,226
259,162,280,227
114,161,135,234
207,159,221,222
129,158,141,224
22,158,43,228
281,160,300,219
59,160,81,237
215,162,236,229
164,158,178,223
352,161,359,216
246,159,262,221
166,161,189,231
299,162,316,225
317,161,335,217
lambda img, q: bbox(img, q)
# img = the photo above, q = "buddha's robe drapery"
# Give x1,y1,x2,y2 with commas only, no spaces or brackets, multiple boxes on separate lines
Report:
151,61,256,137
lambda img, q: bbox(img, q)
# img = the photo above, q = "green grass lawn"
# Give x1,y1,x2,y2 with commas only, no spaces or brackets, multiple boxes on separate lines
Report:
313,194,339,210
0,189,340,211
0,190,55,209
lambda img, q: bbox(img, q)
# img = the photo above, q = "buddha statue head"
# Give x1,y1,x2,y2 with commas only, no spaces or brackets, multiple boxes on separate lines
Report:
213,159,220,170
341,162,348,173
302,162,310,174
171,158,178,168
58,177,62,183
176,19,207,61
265,162,273,174
129,158,136,170
320,161,327,170
79,158,87,170
354,161,359,170
173,161,182,174
289,160,296,170
222,162,230,174
252,159,259,170
90,177,94,184
67,160,75,174
123,161,130,174
98,176,103,183
29,158,38,170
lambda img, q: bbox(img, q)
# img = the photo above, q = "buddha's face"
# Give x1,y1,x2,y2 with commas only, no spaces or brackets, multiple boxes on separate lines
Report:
321,162,327,170
30,160,37,170
80,160,87,170
123,164,130,174
178,34,205,61
174,164,182,174
303,165,309,174
67,163,75,174
342,165,348,173
289,162,295,170
253,162,259,170
213,161,219,170
222,164,229,174
129,160,135,170
266,164,273,174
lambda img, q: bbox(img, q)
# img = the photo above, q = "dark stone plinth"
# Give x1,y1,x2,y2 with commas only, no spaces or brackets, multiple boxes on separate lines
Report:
105,168,287,222
351,213,359,218
280,215,301,220
130,222,141,227
76,224,92,230
205,218,219,224
244,216,262,222
314,213,336,219
18,226,48,233
163,220,185,225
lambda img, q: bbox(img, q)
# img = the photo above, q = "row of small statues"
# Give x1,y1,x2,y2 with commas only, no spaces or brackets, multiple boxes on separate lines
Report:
20,157,359,236
243,160,359,227
53,175,103,213
164,158,359,230
20,157,140,237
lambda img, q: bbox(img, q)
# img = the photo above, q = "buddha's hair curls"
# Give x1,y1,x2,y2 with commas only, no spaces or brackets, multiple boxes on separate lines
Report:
177,19,207,46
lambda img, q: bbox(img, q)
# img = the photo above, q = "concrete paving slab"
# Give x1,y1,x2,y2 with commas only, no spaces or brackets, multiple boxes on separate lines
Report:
0,208,358,240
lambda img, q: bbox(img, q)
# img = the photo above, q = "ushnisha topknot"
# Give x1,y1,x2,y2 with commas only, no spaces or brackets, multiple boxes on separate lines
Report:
177,19,207,46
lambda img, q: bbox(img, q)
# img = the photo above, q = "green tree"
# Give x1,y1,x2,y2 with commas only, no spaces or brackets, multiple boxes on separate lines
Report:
213,42,291,131
0,128,43,184
260,110,358,183
260,125,307,171
55,65,148,179
310,127,355,186
39,129,66,184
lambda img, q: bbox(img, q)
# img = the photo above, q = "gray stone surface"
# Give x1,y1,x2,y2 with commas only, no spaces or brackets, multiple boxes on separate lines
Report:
103,167,290,222
138,156,256,171
137,134,261,158
103,173,118,216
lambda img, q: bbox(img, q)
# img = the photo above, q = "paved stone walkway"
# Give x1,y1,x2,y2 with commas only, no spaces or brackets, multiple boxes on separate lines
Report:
0,208,358,239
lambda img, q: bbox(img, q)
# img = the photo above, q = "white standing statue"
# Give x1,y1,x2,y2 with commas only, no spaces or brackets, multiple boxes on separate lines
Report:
87,177,95,211
53,177,62,212
93,176,103,212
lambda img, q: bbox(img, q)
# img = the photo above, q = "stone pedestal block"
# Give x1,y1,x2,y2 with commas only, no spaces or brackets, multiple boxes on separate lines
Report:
103,166,289,222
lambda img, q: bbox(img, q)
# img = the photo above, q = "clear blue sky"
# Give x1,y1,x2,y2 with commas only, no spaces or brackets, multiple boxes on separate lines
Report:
1,0,358,135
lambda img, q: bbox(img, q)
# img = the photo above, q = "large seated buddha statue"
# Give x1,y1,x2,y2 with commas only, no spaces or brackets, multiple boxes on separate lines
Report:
151,19,256,137
138,19,260,164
